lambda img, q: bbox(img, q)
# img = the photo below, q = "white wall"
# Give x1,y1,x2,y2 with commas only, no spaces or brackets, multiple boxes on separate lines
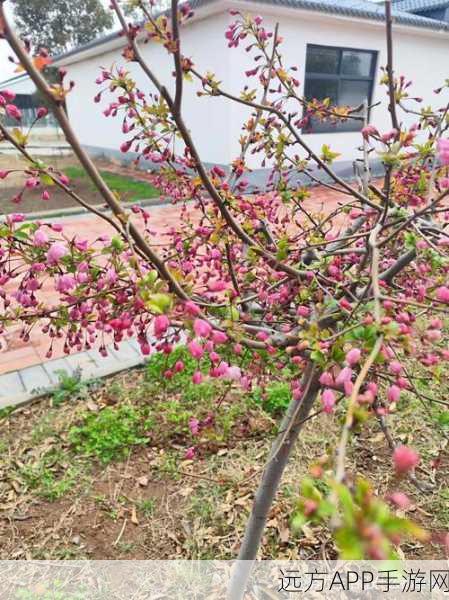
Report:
62,4,449,166
63,12,232,165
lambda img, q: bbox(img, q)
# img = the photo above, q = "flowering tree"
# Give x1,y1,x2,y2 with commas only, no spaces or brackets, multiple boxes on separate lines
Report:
1,0,449,595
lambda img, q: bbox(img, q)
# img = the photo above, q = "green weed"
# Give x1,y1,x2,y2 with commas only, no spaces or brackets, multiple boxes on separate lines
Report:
68,405,149,463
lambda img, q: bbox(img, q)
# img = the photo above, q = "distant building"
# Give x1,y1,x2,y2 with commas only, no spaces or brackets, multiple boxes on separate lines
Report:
0,73,59,133
19,0,449,168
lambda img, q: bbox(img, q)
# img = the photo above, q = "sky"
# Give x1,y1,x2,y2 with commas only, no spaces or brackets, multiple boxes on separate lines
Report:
0,0,115,83
0,0,386,84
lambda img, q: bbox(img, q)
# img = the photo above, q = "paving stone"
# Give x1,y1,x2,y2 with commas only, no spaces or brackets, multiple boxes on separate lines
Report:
42,357,74,385
66,352,99,380
19,365,53,394
0,371,25,398
86,348,122,371
109,341,141,363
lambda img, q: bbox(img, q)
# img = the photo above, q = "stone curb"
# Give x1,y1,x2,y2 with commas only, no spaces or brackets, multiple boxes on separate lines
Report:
15,195,172,222
0,339,145,412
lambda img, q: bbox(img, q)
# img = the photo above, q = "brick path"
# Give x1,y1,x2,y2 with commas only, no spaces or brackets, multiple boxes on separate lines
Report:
0,184,355,405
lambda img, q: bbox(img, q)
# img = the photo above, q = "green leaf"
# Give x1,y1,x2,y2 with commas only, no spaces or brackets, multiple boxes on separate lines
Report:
145,293,173,315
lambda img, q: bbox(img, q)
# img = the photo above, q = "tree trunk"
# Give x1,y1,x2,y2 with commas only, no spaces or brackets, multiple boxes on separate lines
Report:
227,364,321,600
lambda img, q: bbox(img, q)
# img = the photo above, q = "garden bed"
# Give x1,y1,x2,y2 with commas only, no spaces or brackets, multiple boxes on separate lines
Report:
1,347,448,560
0,156,159,215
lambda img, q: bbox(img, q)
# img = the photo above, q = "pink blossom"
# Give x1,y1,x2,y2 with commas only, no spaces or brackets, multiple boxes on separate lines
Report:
387,384,401,403
388,491,411,509
188,340,204,360
336,367,353,387
7,213,25,224
184,446,196,460
436,286,449,303
322,389,336,414
33,228,49,247
41,190,50,201
25,177,39,189
211,330,228,344
154,314,170,336
319,372,334,387
192,370,203,384
345,348,361,366
438,138,449,165
188,417,200,436
193,318,212,338
226,365,242,381
393,446,419,474
361,124,379,140
46,242,68,264
0,89,15,102
56,274,76,293
389,360,403,375
296,305,310,317
208,280,227,292
184,300,201,316
5,104,22,120
174,360,184,373
36,107,48,119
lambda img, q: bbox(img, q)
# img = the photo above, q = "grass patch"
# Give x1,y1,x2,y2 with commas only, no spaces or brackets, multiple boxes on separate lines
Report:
64,165,159,201
68,405,149,464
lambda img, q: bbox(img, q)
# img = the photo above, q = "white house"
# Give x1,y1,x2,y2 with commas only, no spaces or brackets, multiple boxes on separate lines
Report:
45,0,449,170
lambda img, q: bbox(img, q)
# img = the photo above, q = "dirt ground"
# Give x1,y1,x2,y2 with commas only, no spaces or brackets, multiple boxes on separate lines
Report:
1,362,448,561
0,155,158,215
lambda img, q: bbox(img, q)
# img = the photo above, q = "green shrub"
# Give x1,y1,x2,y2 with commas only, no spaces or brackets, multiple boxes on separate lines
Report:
68,405,148,463
252,382,292,415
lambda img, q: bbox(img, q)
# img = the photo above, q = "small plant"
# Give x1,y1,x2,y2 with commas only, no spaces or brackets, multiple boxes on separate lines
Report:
252,382,292,416
50,369,90,407
15,579,87,600
138,498,156,517
19,450,80,501
68,405,149,463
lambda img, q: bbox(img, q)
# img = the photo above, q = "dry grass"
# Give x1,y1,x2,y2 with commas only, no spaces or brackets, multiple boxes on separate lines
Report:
0,355,449,561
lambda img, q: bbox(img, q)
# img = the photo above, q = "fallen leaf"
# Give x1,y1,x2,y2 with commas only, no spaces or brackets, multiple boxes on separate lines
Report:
137,476,148,487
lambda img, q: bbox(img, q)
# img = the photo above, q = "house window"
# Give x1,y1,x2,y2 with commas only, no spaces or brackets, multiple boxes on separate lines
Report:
304,44,377,133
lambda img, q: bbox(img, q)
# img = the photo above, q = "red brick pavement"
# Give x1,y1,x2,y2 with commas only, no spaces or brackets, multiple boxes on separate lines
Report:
0,186,356,375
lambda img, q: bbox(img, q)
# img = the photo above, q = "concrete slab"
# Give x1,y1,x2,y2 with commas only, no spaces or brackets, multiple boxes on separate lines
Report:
42,357,75,385
0,371,25,398
19,365,53,394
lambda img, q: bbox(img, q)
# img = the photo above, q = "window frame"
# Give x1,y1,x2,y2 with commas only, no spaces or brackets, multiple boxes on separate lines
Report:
303,43,378,134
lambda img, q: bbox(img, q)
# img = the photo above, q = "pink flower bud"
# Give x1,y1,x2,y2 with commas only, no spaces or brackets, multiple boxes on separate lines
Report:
184,300,201,316
387,384,401,403
388,491,411,509
25,177,39,189
322,389,336,414
319,371,334,387
211,330,228,344
36,107,48,119
393,445,419,474
5,104,22,120
184,446,196,460
345,348,361,367
193,318,212,338
188,340,204,360
192,370,203,384
436,286,449,303
41,190,50,201
154,314,170,336
336,367,352,387
46,242,68,264
389,360,403,375
296,305,310,317
33,228,49,247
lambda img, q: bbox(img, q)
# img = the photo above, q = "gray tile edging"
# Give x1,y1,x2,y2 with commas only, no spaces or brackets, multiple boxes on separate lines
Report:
0,343,145,412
